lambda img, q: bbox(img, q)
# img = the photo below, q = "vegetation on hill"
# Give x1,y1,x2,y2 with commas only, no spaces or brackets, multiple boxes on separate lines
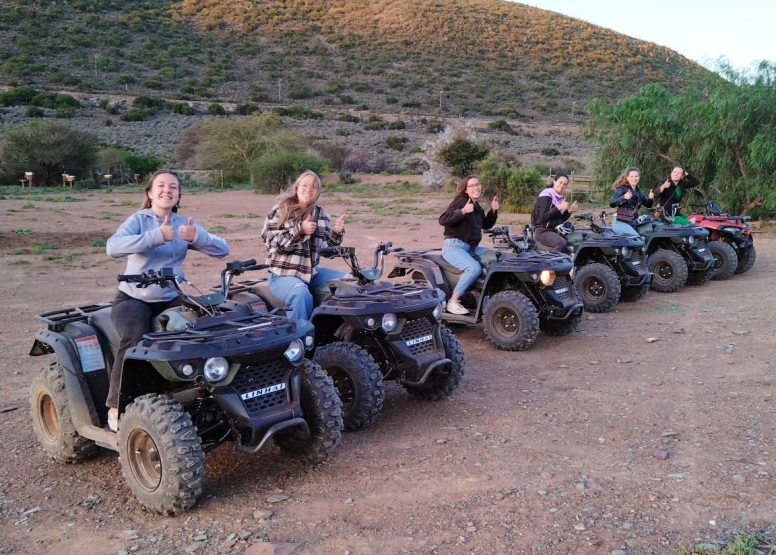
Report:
0,0,712,119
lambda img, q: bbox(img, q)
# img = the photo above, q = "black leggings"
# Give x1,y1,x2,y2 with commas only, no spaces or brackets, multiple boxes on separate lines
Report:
107,291,180,408
534,227,568,252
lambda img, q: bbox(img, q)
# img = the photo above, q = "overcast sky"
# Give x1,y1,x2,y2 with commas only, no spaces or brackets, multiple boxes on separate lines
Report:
513,0,774,71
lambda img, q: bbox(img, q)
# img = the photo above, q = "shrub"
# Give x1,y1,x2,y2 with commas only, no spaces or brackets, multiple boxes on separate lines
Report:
334,128,350,136
338,171,356,184
341,148,373,173
541,147,561,156
0,86,38,106
142,78,163,89
172,102,196,115
313,141,349,171
117,75,135,85
489,120,515,134
402,101,422,108
385,96,398,105
387,119,406,130
25,106,45,117
478,155,544,212
207,103,226,116
364,117,385,131
337,113,360,123
132,95,164,110
251,151,326,193
120,108,149,122
338,94,355,105
385,136,409,151
425,120,445,133
273,105,324,120
234,103,260,115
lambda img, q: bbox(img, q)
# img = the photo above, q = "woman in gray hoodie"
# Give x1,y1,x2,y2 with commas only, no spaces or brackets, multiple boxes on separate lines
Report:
104,169,230,431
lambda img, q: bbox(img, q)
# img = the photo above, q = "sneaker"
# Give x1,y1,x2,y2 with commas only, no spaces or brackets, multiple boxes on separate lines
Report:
446,300,469,315
107,408,119,432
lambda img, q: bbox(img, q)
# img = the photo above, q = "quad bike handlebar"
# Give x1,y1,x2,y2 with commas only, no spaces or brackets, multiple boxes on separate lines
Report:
118,259,268,316
574,211,608,233
319,242,404,285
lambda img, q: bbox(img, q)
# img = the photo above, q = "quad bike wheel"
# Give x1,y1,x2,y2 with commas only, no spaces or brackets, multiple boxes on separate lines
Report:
540,312,582,336
482,290,540,351
735,245,756,274
314,341,384,431
573,262,621,313
619,284,650,303
30,363,99,464
685,267,713,286
273,360,342,464
118,394,204,516
707,241,738,281
647,249,688,293
403,325,465,400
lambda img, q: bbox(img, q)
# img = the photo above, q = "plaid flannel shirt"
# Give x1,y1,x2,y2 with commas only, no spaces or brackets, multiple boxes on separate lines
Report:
261,204,344,282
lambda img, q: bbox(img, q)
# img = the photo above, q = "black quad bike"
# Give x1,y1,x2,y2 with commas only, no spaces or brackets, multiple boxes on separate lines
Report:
227,243,465,432
29,260,342,515
387,242,584,352
513,215,652,311
633,207,715,292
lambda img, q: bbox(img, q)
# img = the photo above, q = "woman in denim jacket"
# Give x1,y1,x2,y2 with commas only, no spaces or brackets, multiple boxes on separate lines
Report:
438,175,499,315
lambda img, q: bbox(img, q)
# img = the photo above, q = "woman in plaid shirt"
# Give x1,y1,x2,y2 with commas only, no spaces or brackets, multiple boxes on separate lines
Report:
261,171,347,320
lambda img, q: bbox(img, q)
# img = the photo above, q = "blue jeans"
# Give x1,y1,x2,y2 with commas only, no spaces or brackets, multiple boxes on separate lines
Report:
268,267,346,321
442,238,486,296
611,219,640,236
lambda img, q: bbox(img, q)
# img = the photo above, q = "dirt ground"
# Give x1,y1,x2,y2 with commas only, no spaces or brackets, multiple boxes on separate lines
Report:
0,179,774,555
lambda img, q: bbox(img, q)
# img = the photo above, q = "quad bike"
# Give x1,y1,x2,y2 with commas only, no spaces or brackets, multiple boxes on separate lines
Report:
227,243,465,432
29,260,342,515
686,188,756,279
633,207,715,292
495,215,652,312
387,240,583,352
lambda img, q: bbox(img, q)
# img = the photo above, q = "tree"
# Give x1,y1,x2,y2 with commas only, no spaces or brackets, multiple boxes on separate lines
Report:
422,121,490,187
175,115,307,183
584,62,776,217
0,122,97,186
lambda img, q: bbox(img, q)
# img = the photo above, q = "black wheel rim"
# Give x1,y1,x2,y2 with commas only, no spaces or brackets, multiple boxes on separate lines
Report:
494,306,520,337
712,253,723,270
582,276,605,301
327,366,356,413
127,428,162,492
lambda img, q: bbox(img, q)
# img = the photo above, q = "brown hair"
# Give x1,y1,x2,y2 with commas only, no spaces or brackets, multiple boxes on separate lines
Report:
141,169,181,212
274,170,322,226
612,167,640,190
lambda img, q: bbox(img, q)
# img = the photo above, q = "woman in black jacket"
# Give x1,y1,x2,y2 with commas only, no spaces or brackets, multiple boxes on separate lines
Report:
657,166,699,217
438,175,499,315
531,173,578,252
609,167,654,236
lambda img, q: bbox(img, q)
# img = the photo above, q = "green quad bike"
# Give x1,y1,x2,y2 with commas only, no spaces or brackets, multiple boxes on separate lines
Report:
513,213,652,311
227,243,465,432
387,241,583,351
633,207,715,292
29,260,342,515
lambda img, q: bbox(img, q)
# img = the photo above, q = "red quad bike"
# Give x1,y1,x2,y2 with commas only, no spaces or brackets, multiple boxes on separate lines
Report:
687,188,756,279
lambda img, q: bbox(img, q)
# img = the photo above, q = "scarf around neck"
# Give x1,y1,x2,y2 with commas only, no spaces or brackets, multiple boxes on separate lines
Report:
539,187,565,210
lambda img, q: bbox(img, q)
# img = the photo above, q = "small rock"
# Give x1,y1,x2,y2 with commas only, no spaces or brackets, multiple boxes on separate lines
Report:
732,474,746,483
537,490,548,496
21,507,41,517
540,470,554,480
661,431,679,437
731,330,749,336
254,509,274,520
618,358,632,364
612,550,628,555
574,523,586,531
266,494,290,503
466,526,477,533
344,498,354,504
575,482,585,491
557,364,570,369
645,337,660,343
622,522,634,530
465,474,491,483
185,542,207,553
239,531,251,541
589,360,600,365
458,536,468,543
652,449,670,460
243,542,304,555
193,534,208,542
549,507,559,514
436,439,448,444
668,472,688,479
0,406,18,413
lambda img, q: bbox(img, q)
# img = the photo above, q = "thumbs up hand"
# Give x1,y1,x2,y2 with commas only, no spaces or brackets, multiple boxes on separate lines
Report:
569,200,579,213
178,217,197,242
461,199,475,215
334,214,346,233
301,213,317,235
160,214,174,242
491,196,500,211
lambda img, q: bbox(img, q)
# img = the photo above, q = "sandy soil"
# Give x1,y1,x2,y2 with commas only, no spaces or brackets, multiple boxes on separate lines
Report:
0,180,774,555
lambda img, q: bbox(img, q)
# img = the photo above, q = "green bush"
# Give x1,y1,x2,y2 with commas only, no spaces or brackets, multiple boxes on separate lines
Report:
272,105,324,120
387,119,406,130
488,119,515,134
425,120,445,133
337,113,360,123
171,102,196,115
0,86,38,106
438,137,489,178
119,108,149,122
478,156,543,212
540,147,561,156
25,106,45,118
207,103,226,116
385,96,398,105
385,136,409,151
251,151,326,194
364,116,385,130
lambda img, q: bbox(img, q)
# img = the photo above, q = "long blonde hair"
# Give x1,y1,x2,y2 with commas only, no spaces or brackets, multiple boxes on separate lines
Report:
275,170,322,226
612,167,640,190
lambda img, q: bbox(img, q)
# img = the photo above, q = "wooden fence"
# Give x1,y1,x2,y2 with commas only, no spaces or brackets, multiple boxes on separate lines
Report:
549,172,595,200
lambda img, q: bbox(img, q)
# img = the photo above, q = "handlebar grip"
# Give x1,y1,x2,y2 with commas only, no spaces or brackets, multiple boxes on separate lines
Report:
117,273,145,283
319,247,338,257
389,247,404,253
243,264,268,272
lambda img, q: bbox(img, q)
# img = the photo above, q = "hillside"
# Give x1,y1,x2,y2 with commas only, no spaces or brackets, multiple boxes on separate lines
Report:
0,0,712,120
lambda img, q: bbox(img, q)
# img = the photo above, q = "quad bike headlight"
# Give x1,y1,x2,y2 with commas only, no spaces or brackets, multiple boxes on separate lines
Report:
621,247,632,258
432,303,443,321
539,270,556,286
283,339,305,363
721,227,742,236
685,235,697,245
179,363,195,377
204,357,229,382
304,335,314,349
382,312,398,332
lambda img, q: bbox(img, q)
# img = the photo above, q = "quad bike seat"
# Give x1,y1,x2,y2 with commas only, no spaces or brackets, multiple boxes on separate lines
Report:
424,250,463,275
250,280,287,309
89,306,121,350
